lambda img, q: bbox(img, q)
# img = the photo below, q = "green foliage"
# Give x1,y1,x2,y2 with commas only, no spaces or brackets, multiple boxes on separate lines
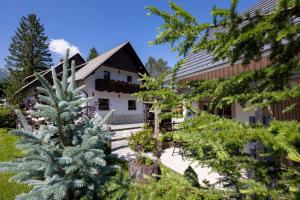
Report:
146,0,300,199
147,0,300,109
86,47,99,61
103,163,225,200
136,154,154,166
159,131,174,142
128,126,156,152
0,128,31,200
0,49,116,200
2,78,23,106
134,61,186,122
145,56,170,77
5,14,52,78
184,166,200,188
147,1,300,64
0,106,16,128
174,112,300,199
4,13,52,105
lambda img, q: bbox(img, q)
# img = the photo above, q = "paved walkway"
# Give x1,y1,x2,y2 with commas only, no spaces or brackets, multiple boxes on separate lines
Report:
160,147,223,187
111,126,141,161
110,124,223,187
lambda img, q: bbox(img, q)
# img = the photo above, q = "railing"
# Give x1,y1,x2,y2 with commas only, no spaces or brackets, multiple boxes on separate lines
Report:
95,79,140,94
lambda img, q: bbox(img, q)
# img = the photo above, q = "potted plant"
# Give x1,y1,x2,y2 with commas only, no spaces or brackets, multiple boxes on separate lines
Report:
128,126,160,183
128,153,160,183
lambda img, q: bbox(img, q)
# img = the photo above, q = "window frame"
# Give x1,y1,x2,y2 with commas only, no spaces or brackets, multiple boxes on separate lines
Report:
103,71,111,80
98,98,110,111
128,100,136,110
127,75,132,83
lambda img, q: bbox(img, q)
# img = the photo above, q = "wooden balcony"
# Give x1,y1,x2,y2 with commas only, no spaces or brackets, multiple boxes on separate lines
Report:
95,79,140,94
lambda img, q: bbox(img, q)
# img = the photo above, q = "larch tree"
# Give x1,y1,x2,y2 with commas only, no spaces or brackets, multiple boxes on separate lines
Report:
86,47,99,61
146,0,300,199
4,14,52,105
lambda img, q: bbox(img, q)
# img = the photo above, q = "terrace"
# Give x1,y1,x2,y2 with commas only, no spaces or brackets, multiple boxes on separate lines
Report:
95,78,140,94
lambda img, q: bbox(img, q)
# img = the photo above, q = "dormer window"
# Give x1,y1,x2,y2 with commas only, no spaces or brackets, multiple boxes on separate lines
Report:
104,71,110,80
127,75,132,83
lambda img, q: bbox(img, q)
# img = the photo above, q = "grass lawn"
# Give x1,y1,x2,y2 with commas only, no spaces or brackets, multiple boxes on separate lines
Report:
0,128,31,200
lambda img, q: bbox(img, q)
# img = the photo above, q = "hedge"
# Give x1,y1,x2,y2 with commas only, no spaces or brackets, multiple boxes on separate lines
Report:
0,106,16,128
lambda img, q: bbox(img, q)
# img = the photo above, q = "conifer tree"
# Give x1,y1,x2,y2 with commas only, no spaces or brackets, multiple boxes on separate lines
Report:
145,56,170,78
4,14,52,105
147,0,300,110
146,0,300,199
134,62,185,154
0,49,116,200
86,47,99,61
5,14,52,81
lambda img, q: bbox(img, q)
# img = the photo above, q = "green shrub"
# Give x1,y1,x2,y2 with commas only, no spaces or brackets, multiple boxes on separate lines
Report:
128,127,156,152
102,167,224,200
159,131,174,142
0,107,16,128
136,154,154,166
184,166,200,188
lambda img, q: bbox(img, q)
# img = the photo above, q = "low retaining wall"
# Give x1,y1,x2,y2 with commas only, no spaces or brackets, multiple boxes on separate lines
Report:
107,114,144,125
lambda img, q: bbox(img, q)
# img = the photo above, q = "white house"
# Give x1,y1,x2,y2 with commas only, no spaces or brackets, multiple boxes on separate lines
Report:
73,42,148,124
17,42,149,124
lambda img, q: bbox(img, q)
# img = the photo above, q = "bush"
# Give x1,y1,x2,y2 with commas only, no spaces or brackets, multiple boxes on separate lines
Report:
184,166,200,188
102,167,224,200
159,131,174,142
0,107,15,128
136,154,154,166
128,127,156,152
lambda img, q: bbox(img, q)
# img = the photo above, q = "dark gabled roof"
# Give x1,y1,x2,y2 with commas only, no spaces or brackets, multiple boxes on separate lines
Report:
15,53,86,95
176,0,277,79
73,41,148,81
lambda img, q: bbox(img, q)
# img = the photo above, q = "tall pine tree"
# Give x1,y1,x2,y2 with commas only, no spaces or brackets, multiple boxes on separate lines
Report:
86,47,99,61
4,14,52,105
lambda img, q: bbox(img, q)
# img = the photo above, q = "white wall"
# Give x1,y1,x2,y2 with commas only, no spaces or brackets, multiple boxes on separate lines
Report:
234,102,255,123
83,67,144,116
94,66,140,84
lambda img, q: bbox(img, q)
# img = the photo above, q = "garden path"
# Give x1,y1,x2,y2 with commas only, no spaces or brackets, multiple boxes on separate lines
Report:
160,147,223,188
110,124,223,187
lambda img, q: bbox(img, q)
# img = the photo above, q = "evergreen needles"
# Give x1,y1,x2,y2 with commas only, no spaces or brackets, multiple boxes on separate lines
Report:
0,49,116,200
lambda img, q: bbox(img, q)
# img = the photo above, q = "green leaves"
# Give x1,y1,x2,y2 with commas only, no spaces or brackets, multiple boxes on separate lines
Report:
173,113,300,198
147,1,300,199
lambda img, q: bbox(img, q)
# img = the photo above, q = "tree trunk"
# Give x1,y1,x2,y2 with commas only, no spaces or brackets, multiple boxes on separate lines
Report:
154,101,162,157
254,107,264,159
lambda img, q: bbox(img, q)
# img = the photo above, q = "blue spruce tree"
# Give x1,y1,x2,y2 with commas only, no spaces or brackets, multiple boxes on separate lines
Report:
0,49,116,200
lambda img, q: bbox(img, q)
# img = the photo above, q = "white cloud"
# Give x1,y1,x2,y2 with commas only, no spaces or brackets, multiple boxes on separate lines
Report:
49,39,80,56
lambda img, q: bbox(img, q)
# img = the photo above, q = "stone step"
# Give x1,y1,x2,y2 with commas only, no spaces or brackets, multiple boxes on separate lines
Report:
111,139,128,151
111,128,141,140
109,123,144,131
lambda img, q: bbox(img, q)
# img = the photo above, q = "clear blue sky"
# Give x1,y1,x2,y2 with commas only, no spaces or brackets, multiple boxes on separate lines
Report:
0,0,259,68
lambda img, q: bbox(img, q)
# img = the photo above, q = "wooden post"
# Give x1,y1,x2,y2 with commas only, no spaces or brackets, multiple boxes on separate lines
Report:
254,107,264,159
154,99,162,157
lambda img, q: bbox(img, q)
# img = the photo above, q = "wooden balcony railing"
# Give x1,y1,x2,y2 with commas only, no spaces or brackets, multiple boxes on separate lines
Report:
95,79,140,94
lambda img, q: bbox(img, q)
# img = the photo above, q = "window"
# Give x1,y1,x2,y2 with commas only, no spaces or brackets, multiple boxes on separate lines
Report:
128,100,136,110
127,75,132,83
98,98,109,110
103,71,110,80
